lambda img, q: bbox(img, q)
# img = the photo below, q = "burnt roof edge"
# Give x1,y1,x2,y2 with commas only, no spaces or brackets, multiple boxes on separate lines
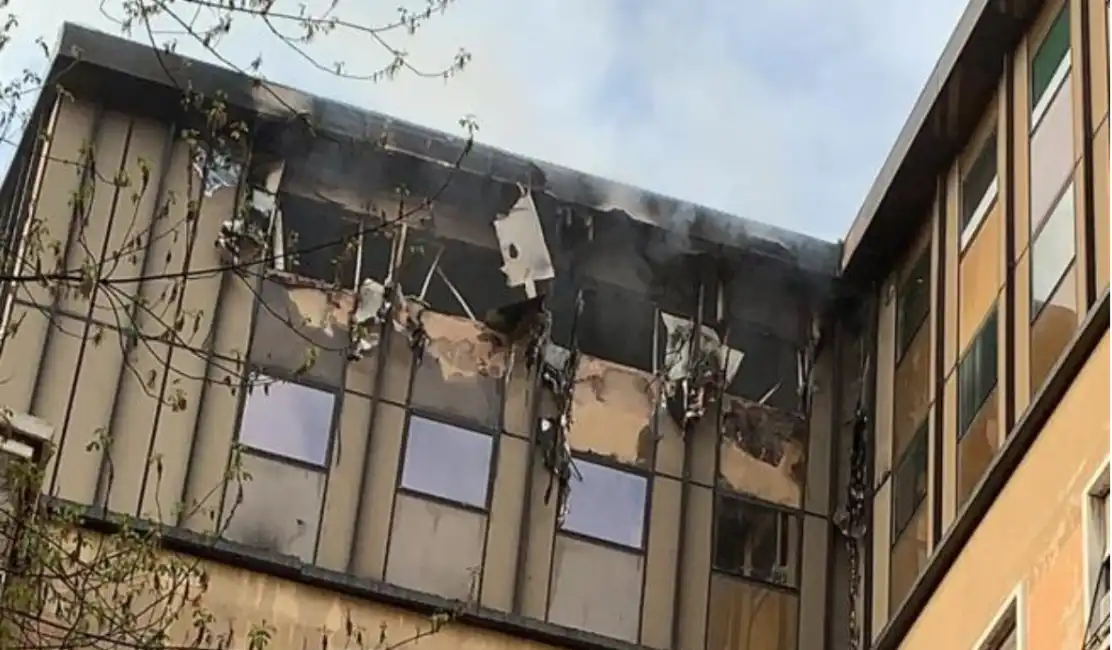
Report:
48,22,839,278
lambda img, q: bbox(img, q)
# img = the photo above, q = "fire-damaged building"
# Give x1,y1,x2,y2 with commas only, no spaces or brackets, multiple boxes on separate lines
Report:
0,22,846,650
1,0,1110,649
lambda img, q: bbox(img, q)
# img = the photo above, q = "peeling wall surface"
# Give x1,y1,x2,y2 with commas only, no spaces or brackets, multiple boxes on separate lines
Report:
0,28,842,650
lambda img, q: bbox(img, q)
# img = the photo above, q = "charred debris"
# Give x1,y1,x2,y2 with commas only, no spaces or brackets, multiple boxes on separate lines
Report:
211,118,838,524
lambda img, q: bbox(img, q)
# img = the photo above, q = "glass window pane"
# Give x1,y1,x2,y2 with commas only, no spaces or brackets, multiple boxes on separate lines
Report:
713,496,800,587
958,387,1000,508
400,417,492,508
890,504,928,610
1031,266,1078,392
1032,184,1077,311
562,460,647,548
893,320,931,458
892,421,928,538
1031,5,1071,113
238,377,334,466
958,310,998,435
707,573,798,650
961,133,998,231
897,248,931,359
1030,73,1075,229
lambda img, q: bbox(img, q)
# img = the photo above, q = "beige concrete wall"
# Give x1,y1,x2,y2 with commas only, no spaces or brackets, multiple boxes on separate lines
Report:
901,329,1109,650
0,95,835,649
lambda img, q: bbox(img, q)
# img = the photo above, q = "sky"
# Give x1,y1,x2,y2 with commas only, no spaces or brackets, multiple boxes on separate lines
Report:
0,0,971,242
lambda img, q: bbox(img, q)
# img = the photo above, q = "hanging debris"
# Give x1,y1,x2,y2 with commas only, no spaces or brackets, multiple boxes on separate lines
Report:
797,313,824,415
537,340,581,526
216,188,275,265
348,279,429,362
658,313,742,434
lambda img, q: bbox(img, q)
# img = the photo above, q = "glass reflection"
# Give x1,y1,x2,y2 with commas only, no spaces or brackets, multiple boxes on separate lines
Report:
400,417,492,508
562,460,647,549
238,376,335,465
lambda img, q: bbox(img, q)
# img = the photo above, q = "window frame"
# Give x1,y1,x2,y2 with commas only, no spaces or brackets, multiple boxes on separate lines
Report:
710,490,802,591
972,586,1025,650
960,130,1000,251
233,366,340,470
891,418,929,542
957,308,1000,438
1083,460,1111,648
556,454,651,553
1030,3,1073,132
1030,181,1078,321
896,246,932,362
395,411,497,513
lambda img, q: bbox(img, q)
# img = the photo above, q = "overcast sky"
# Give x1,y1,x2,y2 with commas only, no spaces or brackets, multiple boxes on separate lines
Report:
0,0,970,242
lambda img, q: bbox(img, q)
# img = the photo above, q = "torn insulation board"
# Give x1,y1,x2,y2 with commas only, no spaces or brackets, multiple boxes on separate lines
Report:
658,312,744,434
493,188,555,298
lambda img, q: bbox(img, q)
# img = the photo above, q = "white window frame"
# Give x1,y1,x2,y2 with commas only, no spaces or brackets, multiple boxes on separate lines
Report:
971,584,1026,650
1083,459,1111,649
1031,49,1072,134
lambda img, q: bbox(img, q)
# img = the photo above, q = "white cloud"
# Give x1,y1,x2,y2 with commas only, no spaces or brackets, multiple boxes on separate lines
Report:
0,0,968,240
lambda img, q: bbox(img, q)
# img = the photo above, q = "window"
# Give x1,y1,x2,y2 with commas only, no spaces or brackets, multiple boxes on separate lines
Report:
961,131,999,248
279,197,363,288
561,460,648,549
892,421,928,539
1085,465,1110,648
548,458,648,642
399,416,493,509
1031,3,1071,126
1031,184,1077,314
713,495,800,588
958,309,998,436
896,247,932,359
222,375,336,561
237,377,334,466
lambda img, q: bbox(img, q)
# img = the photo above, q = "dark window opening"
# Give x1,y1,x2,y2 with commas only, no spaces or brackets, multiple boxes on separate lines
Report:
281,197,361,288
713,495,799,588
1031,4,1071,115
896,248,932,360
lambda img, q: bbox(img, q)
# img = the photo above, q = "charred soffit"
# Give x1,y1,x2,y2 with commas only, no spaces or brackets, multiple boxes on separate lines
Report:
212,113,836,524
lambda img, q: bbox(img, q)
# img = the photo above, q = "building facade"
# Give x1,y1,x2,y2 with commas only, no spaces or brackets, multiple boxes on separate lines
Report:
838,0,1112,649
0,1,1108,649
0,21,842,650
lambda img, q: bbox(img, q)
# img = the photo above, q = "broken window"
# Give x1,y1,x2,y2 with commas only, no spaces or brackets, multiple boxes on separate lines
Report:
568,356,656,468
726,326,798,414
399,416,493,509
718,396,807,508
280,197,362,289
398,236,521,320
561,459,648,549
237,375,335,467
576,285,656,373
221,451,325,562
707,573,798,650
713,494,800,588
249,276,349,388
